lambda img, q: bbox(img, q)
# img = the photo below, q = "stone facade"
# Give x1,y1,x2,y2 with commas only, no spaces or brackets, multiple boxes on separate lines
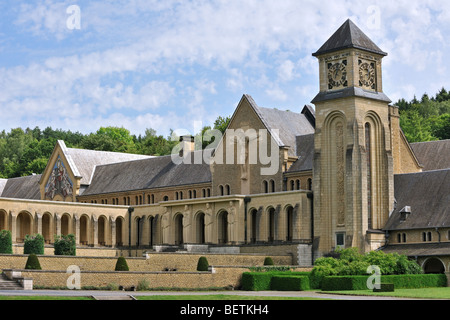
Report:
0,19,448,277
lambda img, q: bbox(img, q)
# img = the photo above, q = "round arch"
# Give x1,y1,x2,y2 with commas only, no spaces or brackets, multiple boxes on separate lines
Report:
98,215,108,246
42,212,53,244
173,213,184,245
265,206,276,243
79,214,90,246
284,204,295,242
61,213,71,236
423,257,446,274
249,207,259,244
0,209,7,231
194,211,206,244
217,210,228,244
17,211,33,243
115,216,125,247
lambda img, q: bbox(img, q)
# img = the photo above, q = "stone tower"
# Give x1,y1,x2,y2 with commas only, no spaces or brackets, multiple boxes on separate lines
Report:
311,19,394,256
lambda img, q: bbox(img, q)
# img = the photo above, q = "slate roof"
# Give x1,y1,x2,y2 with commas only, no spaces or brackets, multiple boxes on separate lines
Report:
65,146,152,185
1,174,42,200
410,139,450,171
244,95,315,158
384,169,450,231
287,134,314,173
80,151,211,196
312,19,387,57
381,242,450,257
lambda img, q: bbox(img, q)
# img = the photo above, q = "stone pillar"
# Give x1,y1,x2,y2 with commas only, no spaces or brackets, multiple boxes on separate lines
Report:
73,214,80,245
110,217,116,248
446,272,450,287
55,213,61,238
9,211,17,244
35,212,42,236
92,215,98,247
182,205,191,244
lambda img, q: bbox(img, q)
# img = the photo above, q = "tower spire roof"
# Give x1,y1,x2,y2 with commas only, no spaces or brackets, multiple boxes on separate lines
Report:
312,19,387,57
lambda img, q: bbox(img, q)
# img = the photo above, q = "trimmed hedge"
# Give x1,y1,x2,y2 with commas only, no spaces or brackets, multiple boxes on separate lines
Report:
271,276,310,291
115,256,129,271
54,234,76,256
197,256,209,271
322,274,448,291
24,234,45,255
242,272,273,291
0,230,13,254
24,254,42,270
241,272,311,291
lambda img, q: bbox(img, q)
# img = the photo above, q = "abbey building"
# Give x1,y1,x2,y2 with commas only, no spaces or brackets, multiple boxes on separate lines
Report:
0,20,449,273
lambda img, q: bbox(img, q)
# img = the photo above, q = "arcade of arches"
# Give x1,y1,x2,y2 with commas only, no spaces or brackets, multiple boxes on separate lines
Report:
0,191,313,250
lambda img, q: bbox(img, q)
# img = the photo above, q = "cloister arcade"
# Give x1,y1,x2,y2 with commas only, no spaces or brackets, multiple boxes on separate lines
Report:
0,190,313,249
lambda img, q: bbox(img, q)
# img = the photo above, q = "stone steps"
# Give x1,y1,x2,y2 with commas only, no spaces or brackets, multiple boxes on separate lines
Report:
0,275,23,290
92,295,136,300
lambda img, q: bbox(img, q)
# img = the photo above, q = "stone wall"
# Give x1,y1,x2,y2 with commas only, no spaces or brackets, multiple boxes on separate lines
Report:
0,252,293,273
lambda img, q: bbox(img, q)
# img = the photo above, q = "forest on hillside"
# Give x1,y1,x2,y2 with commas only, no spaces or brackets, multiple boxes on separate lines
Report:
0,89,448,179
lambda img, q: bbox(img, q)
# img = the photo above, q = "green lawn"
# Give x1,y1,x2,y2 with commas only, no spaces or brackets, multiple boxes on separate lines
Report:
326,287,450,299
0,295,94,300
135,294,324,300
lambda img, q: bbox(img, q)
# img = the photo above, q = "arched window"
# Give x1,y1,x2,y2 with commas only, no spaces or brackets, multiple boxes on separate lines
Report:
219,185,224,196
270,180,275,193
225,185,230,195
175,192,179,200
365,122,373,230
263,181,268,193
163,196,169,202
296,179,300,190
290,180,295,191
308,178,312,191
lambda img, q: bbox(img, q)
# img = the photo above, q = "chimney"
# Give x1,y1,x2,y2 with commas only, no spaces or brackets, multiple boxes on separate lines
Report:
179,135,195,158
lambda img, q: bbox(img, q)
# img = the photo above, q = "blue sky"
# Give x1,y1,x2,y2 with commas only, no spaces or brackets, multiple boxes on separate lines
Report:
0,0,449,137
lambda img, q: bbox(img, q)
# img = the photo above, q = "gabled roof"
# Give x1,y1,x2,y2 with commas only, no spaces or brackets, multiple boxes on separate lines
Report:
384,169,450,231
312,19,387,57
243,95,315,157
40,140,152,186
410,139,450,171
80,151,211,197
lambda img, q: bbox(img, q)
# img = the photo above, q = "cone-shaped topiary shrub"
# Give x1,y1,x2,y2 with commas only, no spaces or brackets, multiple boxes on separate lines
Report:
115,256,129,271
197,256,209,271
264,257,274,266
25,254,42,270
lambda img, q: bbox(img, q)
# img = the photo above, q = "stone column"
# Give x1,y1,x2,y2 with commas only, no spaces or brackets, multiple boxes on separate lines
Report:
9,211,17,244
73,214,80,245
55,213,61,238
183,205,191,244
92,215,98,247
446,272,450,287
35,212,42,236
110,217,116,248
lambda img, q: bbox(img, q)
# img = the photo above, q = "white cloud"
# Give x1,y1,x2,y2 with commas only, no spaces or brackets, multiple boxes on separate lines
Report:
2,0,450,136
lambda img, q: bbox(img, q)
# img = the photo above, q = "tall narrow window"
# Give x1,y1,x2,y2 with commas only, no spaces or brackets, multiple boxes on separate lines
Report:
365,123,373,229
